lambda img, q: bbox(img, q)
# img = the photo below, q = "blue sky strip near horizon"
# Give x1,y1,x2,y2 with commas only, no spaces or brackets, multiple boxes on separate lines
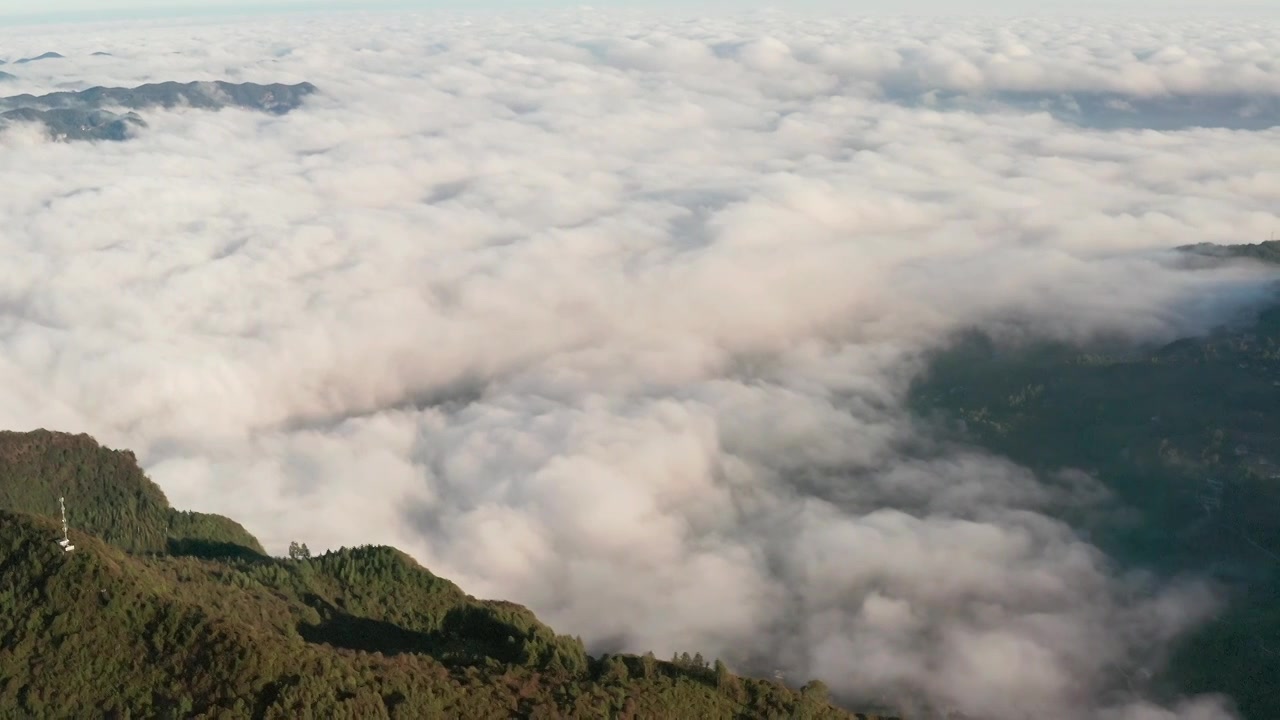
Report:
0,0,369,23
3,0,1280,24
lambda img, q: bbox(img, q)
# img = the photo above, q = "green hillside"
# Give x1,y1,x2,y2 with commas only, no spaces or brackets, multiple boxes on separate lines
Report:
0,430,263,557
910,239,1280,719
0,431,888,720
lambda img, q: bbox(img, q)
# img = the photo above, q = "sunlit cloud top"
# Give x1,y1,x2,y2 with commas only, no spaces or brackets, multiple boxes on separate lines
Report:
2,7,1278,720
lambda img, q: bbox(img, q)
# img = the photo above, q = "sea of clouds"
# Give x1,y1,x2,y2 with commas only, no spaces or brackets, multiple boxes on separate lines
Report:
3,7,1280,719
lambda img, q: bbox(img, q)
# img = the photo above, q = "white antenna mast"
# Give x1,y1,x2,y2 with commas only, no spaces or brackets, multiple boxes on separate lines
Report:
57,496,75,552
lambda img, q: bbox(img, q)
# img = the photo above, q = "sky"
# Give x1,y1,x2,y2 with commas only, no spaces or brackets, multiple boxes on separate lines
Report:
4,0,1280,23
3,5,1280,720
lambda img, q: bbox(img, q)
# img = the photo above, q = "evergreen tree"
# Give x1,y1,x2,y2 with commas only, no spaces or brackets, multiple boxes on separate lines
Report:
641,651,657,680
802,679,831,703
288,541,311,560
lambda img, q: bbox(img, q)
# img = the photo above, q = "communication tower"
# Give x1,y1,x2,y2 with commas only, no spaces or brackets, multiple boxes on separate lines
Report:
57,496,75,552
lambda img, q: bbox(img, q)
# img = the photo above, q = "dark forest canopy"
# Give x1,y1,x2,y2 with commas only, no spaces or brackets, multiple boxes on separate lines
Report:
911,239,1280,719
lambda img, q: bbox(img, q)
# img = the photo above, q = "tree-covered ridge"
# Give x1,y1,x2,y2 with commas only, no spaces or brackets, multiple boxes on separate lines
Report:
0,430,263,557
1178,238,1280,264
909,239,1280,720
0,431,891,719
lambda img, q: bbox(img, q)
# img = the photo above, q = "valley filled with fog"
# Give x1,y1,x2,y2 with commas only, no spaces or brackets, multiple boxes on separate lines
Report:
2,8,1279,719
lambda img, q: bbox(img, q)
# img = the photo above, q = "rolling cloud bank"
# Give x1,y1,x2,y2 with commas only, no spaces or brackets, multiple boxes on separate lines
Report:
3,9,1280,719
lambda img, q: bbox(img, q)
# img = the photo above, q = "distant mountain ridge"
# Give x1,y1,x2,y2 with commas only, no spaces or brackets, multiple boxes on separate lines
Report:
0,80,318,114
0,79,318,141
1177,239,1280,264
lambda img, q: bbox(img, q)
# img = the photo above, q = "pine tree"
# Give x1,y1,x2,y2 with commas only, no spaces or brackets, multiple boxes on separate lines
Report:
802,679,830,703
288,541,311,560
714,659,731,687
640,652,657,680
602,655,629,684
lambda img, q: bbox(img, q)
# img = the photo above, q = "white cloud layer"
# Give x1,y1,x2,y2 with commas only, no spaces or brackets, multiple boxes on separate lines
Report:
3,9,1280,720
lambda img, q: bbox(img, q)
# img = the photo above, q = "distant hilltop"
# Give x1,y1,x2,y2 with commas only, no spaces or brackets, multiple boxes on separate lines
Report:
0,51,65,65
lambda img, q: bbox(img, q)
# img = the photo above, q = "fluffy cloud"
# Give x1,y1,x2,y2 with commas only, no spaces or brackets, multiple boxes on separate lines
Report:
2,8,1279,720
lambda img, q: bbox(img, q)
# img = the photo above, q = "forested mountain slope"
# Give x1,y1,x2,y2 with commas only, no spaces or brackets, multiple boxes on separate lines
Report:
0,431,881,720
0,430,262,557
